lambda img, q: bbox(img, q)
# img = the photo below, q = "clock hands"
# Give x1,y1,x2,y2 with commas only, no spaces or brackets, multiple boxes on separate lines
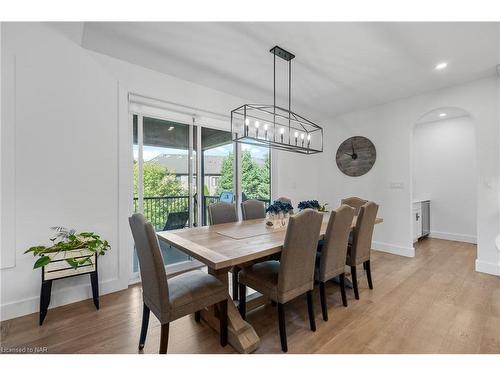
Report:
349,141,358,160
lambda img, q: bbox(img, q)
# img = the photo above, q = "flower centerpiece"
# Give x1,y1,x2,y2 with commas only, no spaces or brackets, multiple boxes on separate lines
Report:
298,200,329,212
265,200,294,228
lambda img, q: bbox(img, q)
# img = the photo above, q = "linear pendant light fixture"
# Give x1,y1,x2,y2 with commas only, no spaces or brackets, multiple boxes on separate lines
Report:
231,46,323,154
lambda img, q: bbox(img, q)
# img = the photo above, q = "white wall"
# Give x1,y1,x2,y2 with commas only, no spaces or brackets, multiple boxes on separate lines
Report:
0,23,275,320
1,23,122,321
317,77,500,273
413,116,476,243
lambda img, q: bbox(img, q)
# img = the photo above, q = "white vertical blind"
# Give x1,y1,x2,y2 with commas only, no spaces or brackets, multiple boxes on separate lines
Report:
136,115,144,215
196,122,202,226
188,117,194,227
128,93,229,131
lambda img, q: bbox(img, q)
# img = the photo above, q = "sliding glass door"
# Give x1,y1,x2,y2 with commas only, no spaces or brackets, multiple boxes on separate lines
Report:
200,127,234,225
132,115,193,271
241,143,271,206
132,111,272,273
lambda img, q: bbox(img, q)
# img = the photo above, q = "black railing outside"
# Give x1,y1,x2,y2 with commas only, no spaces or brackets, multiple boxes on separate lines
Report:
133,196,189,231
134,195,271,230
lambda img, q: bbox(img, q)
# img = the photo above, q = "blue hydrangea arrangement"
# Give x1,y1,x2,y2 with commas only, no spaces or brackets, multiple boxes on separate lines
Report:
297,200,321,210
266,200,294,214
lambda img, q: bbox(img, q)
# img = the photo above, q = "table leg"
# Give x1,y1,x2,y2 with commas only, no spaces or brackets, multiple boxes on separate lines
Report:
199,267,260,353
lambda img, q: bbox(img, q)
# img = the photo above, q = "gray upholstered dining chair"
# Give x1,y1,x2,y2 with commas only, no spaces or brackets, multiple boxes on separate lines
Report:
346,201,379,300
238,209,323,352
241,199,266,221
207,201,241,300
341,196,368,216
129,213,228,354
276,196,292,205
315,204,355,321
208,202,238,225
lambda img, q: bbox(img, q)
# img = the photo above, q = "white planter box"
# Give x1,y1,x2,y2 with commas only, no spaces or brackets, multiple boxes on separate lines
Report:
43,249,96,281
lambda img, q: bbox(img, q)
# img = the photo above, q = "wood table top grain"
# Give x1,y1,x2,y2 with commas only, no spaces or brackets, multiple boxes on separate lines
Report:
157,213,383,271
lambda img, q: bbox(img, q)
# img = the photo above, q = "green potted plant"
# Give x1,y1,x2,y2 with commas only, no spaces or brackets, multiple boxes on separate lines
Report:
25,227,110,280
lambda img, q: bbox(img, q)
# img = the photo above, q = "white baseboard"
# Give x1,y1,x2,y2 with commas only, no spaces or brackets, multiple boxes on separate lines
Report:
372,241,415,258
475,259,500,276
0,277,126,322
429,231,477,244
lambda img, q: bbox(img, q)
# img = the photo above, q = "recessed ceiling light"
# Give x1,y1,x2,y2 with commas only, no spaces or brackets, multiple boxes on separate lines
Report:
439,113,447,117
435,62,448,70
168,126,174,131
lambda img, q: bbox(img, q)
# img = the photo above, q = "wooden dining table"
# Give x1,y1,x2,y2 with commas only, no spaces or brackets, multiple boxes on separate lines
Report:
157,212,383,353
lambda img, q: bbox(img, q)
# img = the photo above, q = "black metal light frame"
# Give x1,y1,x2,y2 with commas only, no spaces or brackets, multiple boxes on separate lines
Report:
231,46,323,155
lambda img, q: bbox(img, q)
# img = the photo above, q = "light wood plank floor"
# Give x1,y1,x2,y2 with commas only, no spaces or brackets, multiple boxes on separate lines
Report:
1,238,499,354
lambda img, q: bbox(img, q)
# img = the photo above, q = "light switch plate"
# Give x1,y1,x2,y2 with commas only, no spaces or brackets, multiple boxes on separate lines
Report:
390,182,405,190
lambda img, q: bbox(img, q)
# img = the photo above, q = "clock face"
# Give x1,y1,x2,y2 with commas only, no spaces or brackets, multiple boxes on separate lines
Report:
336,136,376,177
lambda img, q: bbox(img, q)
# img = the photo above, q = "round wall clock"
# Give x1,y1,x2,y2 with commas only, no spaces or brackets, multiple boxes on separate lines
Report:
336,136,376,177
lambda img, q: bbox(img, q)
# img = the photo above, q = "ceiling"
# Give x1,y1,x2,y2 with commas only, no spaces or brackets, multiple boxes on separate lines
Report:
416,106,470,125
81,22,499,120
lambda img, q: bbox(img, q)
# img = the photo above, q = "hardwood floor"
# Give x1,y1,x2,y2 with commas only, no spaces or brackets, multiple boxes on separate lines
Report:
1,238,499,354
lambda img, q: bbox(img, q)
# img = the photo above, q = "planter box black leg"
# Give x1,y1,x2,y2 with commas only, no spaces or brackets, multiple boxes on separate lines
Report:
39,280,52,325
90,271,99,310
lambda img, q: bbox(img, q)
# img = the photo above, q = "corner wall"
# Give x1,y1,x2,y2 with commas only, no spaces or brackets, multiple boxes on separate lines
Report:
0,22,306,320
0,23,258,320
317,77,500,273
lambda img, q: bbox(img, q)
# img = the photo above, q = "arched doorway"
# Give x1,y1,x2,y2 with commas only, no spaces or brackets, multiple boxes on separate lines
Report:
410,106,477,254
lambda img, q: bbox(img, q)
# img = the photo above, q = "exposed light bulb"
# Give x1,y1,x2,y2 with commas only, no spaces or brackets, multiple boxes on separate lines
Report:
264,123,268,130
300,133,305,139
307,134,311,140
255,121,260,128
280,127,285,134
245,118,249,125
435,62,448,70
439,113,447,117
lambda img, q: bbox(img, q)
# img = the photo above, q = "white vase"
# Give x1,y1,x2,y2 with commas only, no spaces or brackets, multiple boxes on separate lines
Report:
266,212,288,228
283,212,290,226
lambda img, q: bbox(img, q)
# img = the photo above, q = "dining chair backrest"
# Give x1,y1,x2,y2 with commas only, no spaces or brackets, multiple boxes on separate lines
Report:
318,205,355,281
241,199,266,221
129,213,170,322
276,197,292,206
341,196,368,216
208,202,238,225
351,202,379,264
278,209,323,301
